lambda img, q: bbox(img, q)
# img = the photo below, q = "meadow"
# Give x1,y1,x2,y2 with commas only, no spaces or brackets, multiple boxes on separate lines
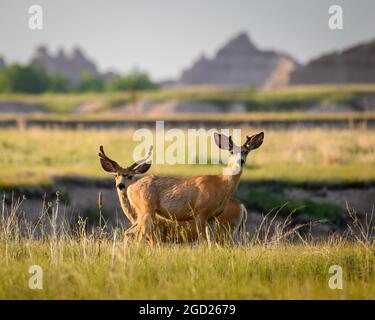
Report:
1,84,375,113
1,127,374,221
0,127,374,187
0,126,374,299
0,197,373,300
0,240,374,299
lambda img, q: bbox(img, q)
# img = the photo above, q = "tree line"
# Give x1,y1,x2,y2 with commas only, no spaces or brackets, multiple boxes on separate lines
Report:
0,64,159,94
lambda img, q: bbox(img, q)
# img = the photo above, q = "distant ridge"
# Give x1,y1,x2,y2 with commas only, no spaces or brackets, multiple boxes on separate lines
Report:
30,46,100,85
2,34,375,88
290,39,375,84
179,32,299,89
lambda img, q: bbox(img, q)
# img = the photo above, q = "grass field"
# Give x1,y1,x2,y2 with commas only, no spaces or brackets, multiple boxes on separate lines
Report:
1,84,375,113
0,228,373,299
1,111,375,122
0,200,373,300
1,127,374,221
0,126,374,299
0,128,374,187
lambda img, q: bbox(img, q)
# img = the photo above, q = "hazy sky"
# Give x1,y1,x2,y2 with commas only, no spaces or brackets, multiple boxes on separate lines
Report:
0,0,374,80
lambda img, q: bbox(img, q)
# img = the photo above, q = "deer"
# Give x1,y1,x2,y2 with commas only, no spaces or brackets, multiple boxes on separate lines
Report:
154,198,248,243
98,145,248,243
98,131,264,242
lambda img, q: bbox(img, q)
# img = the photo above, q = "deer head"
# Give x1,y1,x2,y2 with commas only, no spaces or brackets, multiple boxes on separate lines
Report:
98,145,153,192
214,131,264,169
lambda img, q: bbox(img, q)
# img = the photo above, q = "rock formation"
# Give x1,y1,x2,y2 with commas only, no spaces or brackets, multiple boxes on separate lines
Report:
290,39,375,84
30,46,100,85
179,32,298,89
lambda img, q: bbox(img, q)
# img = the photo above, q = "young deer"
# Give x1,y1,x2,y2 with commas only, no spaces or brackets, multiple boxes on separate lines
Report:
98,146,248,243
99,131,264,242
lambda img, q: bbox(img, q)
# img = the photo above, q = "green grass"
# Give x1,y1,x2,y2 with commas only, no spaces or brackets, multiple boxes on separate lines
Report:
0,127,373,221
0,92,131,113
0,240,373,299
236,187,344,221
125,84,375,111
0,123,374,300
0,128,374,188
1,111,375,122
2,84,375,113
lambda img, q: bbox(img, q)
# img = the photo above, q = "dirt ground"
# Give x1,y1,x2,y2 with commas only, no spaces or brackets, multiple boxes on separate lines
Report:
12,184,373,240
283,187,375,215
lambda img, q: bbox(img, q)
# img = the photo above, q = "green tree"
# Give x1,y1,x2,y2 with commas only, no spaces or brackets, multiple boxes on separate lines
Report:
48,74,72,93
78,73,105,92
0,64,49,93
110,69,158,91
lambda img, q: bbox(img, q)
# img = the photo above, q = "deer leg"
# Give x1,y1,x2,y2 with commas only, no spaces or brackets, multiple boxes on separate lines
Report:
124,223,139,237
135,211,154,243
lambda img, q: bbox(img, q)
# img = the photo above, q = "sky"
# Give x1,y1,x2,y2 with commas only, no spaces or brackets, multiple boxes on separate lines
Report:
0,0,374,81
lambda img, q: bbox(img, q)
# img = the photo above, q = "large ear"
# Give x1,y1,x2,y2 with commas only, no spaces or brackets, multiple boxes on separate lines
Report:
133,162,151,174
100,158,117,173
245,132,264,150
214,133,233,151
98,145,120,173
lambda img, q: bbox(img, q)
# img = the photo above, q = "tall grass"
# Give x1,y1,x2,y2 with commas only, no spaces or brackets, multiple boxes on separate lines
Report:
0,194,373,299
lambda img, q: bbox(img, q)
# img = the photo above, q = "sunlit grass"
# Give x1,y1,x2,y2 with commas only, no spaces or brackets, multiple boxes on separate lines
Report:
0,240,373,299
1,84,375,112
0,191,373,299
1,111,375,122
0,128,374,187
0,124,374,299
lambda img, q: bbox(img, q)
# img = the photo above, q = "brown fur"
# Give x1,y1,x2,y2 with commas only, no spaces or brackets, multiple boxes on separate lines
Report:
120,191,246,243
126,172,243,241
99,132,263,242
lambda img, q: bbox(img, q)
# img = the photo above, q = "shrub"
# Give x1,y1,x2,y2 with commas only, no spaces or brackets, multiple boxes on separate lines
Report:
78,73,106,92
109,69,158,91
0,64,49,93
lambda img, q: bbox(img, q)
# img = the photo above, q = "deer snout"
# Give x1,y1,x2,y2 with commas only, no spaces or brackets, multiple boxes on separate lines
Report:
117,183,125,191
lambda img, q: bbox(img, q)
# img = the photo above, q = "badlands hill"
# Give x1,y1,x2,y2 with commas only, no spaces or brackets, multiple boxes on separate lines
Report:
179,32,299,89
290,39,375,85
31,46,99,85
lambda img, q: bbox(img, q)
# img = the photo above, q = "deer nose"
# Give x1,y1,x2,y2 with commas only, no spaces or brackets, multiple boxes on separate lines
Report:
117,183,125,190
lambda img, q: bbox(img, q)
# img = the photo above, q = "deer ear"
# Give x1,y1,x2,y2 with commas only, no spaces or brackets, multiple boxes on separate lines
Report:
246,132,264,150
214,133,233,151
100,158,117,173
134,162,151,174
